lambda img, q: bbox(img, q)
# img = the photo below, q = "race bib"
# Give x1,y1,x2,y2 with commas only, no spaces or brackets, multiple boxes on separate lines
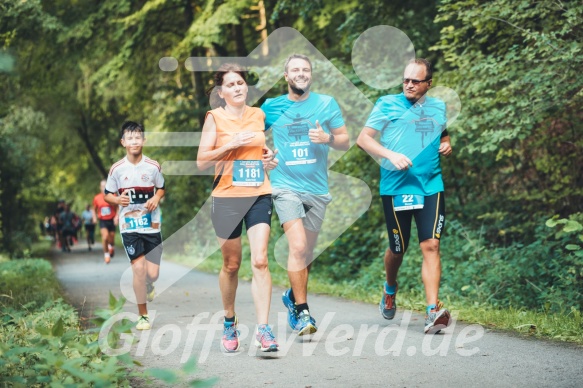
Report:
285,146,318,166
394,194,424,211
232,160,264,187
124,213,152,231
100,207,111,217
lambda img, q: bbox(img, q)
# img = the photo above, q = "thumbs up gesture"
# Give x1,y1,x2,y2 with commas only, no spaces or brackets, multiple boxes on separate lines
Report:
308,120,330,144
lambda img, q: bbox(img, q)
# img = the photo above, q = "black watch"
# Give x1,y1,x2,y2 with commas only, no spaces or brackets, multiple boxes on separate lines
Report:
327,133,335,145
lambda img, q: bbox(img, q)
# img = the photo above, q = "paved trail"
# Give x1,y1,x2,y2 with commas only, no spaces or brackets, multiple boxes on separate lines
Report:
52,244,582,387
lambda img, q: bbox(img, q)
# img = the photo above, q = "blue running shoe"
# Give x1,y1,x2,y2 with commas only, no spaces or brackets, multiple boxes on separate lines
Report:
295,310,317,336
282,288,317,329
282,289,298,330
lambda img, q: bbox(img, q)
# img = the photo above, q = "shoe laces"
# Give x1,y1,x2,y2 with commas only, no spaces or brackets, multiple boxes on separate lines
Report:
139,315,149,323
298,310,311,322
384,292,396,309
223,323,238,340
257,325,275,341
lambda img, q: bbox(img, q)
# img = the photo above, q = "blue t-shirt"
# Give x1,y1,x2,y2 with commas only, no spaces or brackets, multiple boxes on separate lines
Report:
261,92,345,195
365,93,447,196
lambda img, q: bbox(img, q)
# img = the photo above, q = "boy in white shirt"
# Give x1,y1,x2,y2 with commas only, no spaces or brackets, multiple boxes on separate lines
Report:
104,121,165,330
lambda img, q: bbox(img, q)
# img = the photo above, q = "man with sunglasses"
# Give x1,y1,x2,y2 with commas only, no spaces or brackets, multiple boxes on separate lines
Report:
357,58,452,334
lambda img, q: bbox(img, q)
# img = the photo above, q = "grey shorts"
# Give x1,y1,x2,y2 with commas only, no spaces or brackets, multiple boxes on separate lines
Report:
272,188,332,232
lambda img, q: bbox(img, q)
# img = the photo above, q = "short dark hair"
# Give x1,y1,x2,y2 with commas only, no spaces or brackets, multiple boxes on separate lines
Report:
120,121,145,139
284,54,312,73
408,58,433,80
207,63,248,108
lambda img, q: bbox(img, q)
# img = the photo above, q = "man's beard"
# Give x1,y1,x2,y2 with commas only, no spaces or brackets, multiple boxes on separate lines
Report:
289,78,311,95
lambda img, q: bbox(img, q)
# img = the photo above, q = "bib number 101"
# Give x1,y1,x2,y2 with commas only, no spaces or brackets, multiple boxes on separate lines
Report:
292,148,308,158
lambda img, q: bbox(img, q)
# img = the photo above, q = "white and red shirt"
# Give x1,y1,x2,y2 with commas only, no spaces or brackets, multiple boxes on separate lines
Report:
105,155,164,234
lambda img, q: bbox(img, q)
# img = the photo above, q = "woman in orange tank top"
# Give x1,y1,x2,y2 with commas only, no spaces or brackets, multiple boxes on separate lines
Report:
197,64,280,352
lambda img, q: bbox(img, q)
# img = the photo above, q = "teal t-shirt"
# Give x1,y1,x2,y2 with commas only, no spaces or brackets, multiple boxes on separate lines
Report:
261,92,345,195
365,93,447,196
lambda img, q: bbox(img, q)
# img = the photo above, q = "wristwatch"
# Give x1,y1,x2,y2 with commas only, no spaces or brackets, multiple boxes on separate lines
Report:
327,133,335,145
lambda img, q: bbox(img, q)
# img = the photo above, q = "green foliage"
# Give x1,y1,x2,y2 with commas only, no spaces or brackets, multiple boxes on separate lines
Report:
0,259,134,386
433,0,583,238
0,0,581,321
146,356,218,387
0,258,61,308
0,107,53,256
440,214,583,313
0,259,216,386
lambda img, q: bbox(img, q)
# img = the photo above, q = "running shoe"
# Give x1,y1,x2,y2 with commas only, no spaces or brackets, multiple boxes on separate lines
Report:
146,281,156,302
379,282,397,320
424,301,451,334
295,310,317,336
108,244,115,258
104,254,111,264
221,317,240,353
282,288,298,330
136,315,151,330
255,324,279,352
282,288,317,329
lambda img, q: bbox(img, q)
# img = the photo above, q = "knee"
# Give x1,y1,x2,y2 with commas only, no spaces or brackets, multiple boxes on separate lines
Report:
421,239,440,256
251,253,269,271
222,257,241,274
148,270,160,282
132,263,147,278
289,242,308,261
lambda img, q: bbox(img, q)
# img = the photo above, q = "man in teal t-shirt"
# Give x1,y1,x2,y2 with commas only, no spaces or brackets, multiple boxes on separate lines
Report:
261,54,349,336
357,58,453,334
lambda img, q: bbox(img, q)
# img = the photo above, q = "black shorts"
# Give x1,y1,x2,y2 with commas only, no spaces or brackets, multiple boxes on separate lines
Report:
85,224,95,234
99,219,116,232
211,194,272,239
120,232,163,264
381,192,445,254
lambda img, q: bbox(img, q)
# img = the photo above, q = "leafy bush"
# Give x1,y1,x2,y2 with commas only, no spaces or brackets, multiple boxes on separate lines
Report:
0,259,135,386
440,214,583,313
1,259,217,387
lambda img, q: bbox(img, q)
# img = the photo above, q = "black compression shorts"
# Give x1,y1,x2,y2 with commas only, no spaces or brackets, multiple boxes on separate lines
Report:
381,192,445,254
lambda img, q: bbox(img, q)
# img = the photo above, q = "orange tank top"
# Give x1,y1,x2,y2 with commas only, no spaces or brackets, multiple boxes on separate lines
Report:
208,106,272,197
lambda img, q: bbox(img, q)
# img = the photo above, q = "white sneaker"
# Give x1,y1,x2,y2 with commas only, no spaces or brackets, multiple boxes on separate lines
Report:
136,314,151,330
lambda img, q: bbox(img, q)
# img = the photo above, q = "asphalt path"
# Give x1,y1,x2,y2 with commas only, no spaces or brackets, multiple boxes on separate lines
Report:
51,243,583,387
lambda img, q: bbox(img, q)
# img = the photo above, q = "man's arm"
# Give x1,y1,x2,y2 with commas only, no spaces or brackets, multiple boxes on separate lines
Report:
329,125,350,151
308,121,350,151
356,126,413,170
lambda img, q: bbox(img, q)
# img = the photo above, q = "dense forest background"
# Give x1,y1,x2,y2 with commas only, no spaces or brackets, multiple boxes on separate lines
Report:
1,0,581,313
